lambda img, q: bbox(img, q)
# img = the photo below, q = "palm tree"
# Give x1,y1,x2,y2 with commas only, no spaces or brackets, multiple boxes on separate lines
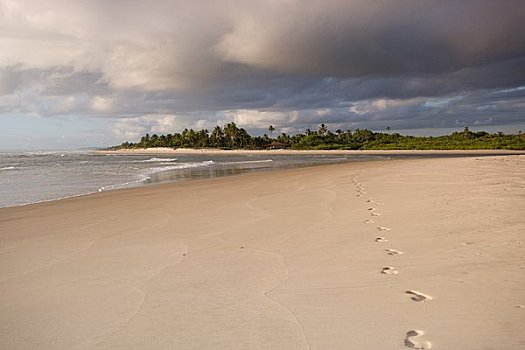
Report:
318,123,327,136
197,129,209,148
140,133,150,147
268,125,275,138
210,126,224,148
224,122,239,149
336,129,343,141
237,128,251,148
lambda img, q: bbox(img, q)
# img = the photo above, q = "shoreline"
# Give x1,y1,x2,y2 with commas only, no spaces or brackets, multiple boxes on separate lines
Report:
0,149,520,210
3,151,496,211
96,147,525,156
1,149,514,210
1,155,524,349
0,157,386,210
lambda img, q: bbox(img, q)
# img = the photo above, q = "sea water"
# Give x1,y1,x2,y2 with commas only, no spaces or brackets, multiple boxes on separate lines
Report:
0,151,385,208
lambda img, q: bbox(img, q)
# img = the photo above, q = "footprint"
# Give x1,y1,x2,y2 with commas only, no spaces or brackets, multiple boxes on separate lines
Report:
371,212,381,216
404,330,432,349
405,290,433,302
381,266,398,275
377,226,391,231
375,237,388,243
385,249,403,255
364,219,374,224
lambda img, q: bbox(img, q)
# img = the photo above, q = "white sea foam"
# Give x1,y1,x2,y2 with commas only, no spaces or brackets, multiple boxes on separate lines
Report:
0,166,16,170
23,151,72,156
97,179,145,192
141,157,178,162
144,160,215,174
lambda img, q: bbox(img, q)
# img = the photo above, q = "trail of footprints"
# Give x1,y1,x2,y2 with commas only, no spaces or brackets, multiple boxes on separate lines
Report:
352,175,433,349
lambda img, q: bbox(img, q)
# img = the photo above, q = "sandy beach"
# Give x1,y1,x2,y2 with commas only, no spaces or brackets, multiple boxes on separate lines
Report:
1,155,524,349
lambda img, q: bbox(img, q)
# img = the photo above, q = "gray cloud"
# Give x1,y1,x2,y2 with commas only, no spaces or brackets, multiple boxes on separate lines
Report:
215,0,525,77
0,0,524,142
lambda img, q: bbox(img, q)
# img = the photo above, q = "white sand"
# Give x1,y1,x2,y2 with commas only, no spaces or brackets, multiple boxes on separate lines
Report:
1,155,524,349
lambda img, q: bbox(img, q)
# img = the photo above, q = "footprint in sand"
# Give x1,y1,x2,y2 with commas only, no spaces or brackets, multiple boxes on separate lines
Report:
381,266,398,275
371,212,381,217
385,249,403,255
377,226,391,232
364,219,374,224
404,330,432,349
375,237,388,243
406,290,433,302
367,207,375,211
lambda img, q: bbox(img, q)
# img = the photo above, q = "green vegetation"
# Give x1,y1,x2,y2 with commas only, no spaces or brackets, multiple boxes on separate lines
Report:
112,124,525,150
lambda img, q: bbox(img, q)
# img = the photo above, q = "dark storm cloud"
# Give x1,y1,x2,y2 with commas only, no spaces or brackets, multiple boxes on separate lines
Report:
216,0,525,77
111,55,525,115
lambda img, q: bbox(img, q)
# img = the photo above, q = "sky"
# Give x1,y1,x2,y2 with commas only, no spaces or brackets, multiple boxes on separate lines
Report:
1,0,524,150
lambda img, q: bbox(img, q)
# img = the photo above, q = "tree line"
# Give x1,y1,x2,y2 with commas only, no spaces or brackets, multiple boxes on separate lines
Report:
111,123,525,150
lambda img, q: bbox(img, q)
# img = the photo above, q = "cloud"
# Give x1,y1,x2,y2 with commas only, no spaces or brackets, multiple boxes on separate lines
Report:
3,0,524,87
215,0,525,77
91,96,113,112
0,0,524,145
112,113,227,142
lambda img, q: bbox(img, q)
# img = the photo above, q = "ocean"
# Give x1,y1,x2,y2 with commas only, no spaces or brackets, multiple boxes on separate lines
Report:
0,151,386,208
